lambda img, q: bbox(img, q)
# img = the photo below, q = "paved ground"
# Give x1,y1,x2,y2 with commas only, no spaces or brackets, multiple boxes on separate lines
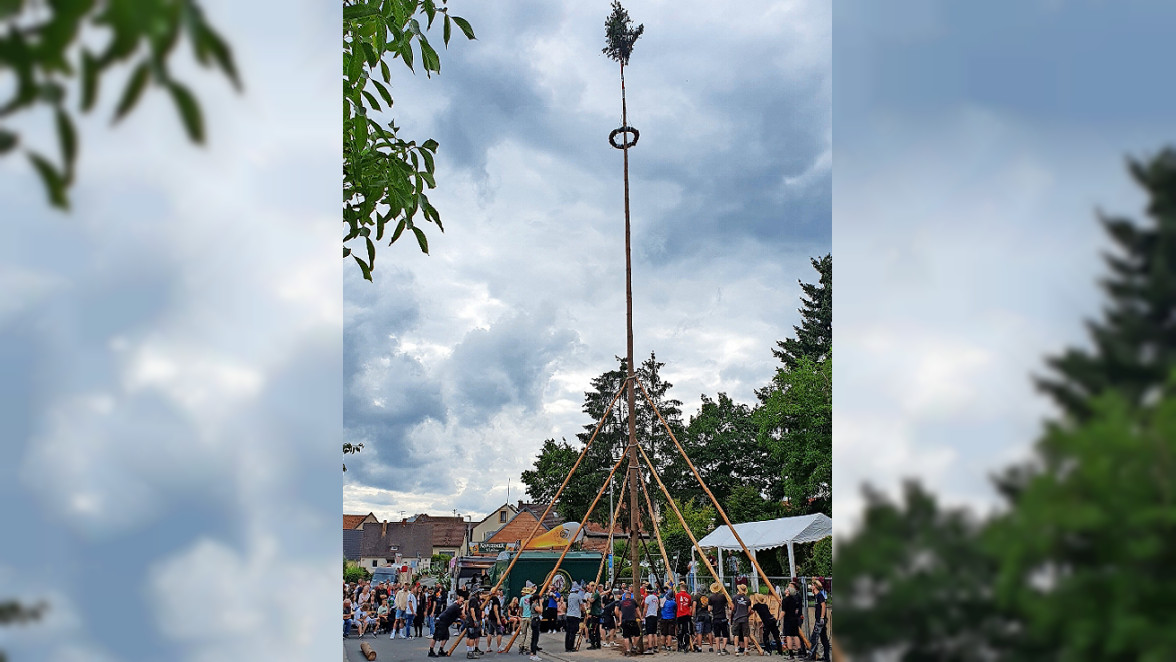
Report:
344,628,800,662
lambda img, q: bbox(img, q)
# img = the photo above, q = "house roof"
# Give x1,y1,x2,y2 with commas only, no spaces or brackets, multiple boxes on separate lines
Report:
343,528,364,560
516,501,564,529
361,521,434,559
411,514,468,548
344,513,375,530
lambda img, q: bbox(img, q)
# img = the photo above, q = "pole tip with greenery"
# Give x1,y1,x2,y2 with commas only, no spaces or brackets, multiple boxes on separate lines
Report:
602,1,643,66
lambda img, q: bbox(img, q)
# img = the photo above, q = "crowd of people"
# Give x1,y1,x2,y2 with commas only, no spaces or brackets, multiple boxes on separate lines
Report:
343,576,831,660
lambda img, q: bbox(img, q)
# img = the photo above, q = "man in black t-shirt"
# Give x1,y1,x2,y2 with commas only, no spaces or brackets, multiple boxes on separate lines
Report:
708,583,730,655
615,590,641,655
428,594,463,657
806,579,830,662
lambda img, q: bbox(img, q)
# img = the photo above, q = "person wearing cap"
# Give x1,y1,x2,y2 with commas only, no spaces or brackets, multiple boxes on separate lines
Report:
463,590,485,658
751,592,783,656
805,580,829,661
708,582,731,655
731,584,752,656
518,587,535,654
615,588,641,655
674,582,693,652
565,582,584,651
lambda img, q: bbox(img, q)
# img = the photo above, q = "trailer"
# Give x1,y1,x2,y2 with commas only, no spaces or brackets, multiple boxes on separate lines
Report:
487,551,603,601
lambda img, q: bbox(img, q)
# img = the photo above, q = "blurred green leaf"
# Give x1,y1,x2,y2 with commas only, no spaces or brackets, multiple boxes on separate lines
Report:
55,108,77,178
112,60,151,123
166,80,204,143
27,151,68,209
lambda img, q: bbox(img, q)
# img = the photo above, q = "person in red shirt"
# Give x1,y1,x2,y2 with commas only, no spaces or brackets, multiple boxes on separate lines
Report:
674,582,693,651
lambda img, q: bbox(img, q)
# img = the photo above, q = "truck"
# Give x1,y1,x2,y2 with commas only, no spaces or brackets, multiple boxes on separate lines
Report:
486,551,604,601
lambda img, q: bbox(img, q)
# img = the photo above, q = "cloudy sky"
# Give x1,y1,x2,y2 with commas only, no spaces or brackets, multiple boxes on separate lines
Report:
343,1,832,522
834,0,1176,532
1,1,341,660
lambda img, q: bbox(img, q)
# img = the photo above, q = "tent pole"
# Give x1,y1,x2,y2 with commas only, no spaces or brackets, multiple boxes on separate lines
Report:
787,542,796,580
750,549,759,592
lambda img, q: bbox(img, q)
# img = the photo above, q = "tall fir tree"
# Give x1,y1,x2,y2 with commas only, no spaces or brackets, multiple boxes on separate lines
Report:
773,254,832,370
1035,149,1176,423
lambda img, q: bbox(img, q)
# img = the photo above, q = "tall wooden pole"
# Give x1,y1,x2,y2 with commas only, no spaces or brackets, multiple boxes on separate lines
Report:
620,60,643,631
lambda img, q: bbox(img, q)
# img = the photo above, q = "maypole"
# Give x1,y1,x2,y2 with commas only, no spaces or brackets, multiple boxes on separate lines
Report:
602,3,645,643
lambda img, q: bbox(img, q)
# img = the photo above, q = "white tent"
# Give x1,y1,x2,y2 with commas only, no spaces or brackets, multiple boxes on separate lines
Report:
695,513,832,586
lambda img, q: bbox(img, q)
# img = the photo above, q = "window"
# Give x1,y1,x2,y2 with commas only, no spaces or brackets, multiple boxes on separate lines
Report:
371,560,377,568
499,511,507,523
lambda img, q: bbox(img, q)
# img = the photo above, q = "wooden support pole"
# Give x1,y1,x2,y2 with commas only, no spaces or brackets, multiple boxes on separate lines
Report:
447,382,626,656
637,471,673,589
595,471,630,586
634,443,764,656
498,451,628,654
636,379,784,607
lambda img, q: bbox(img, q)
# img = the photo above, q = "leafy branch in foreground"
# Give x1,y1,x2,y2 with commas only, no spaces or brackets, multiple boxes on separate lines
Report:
0,0,240,210
343,0,475,281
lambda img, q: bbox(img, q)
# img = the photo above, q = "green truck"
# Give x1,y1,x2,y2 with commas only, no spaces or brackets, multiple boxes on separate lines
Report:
487,551,604,601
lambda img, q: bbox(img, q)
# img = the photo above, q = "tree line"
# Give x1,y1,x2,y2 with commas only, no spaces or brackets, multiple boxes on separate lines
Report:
520,254,832,579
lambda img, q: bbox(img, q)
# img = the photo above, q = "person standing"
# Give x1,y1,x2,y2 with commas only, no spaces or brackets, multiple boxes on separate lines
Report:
393,584,410,639
529,589,545,655
780,584,802,658
485,588,505,653
731,584,752,656
708,583,731,656
617,588,641,655
464,591,485,658
693,590,712,652
643,585,661,653
805,580,830,662
585,581,603,650
565,583,584,652
405,586,419,639
658,586,677,651
601,588,619,648
518,591,534,655
674,582,693,652
543,588,560,633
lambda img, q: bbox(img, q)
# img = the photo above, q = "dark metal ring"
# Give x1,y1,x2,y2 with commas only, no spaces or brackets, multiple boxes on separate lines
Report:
609,126,639,149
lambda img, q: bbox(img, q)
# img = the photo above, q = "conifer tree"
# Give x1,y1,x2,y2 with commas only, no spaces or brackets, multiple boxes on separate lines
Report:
1035,149,1176,422
773,254,832,370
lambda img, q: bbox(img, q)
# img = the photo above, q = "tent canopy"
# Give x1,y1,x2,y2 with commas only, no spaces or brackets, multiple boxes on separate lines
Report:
696,513,831,551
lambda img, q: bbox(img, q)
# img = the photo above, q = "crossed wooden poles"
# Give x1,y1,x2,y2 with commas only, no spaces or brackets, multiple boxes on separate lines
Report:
448,376,798,657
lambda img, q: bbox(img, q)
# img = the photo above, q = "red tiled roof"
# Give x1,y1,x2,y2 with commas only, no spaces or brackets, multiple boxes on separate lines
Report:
344,514,368,530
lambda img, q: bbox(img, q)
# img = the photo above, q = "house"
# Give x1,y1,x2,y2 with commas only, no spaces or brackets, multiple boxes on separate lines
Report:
359,520,434,575
344,513,379,562
407,513,469,558
476,508,547,553
515,500,564,529
470,503,521,543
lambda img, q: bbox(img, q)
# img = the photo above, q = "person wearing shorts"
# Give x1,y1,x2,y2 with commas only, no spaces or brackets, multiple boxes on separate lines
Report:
616,590,641,655
694,591,713,652
429,595,463,657
643,588,660,651
730,584,752,656
708,583,731,655
464,592,484,658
